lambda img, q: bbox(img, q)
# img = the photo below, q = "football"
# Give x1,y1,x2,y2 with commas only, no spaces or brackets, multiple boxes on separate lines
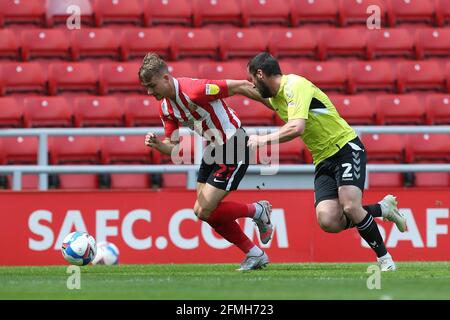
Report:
92,241,120,265
61,231,97,266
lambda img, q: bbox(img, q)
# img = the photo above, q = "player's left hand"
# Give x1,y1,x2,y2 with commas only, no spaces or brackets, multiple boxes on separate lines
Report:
247,135,267,149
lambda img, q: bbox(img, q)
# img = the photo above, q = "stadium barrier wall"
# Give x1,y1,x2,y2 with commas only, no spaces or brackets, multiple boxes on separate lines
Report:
0,189,448,266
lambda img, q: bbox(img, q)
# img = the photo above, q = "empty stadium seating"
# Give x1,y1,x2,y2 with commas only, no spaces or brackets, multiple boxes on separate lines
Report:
23,96,73,127
120,28,170,61
338,0,388,26
0,97,24,127
124,95,161,127
73,96,124,127
21,29,71,61
425,94,450,124
290,0,338,26
0,0,449,191
375,94,425,125
0,0,46,27
48,62,98,95
269,28,317,59
146,0,193,26
0,63,47,95
1,136,39,164
241,0,290,27
193,0,241,27
170,28,219,60
406,134,450,163
328,94,376,125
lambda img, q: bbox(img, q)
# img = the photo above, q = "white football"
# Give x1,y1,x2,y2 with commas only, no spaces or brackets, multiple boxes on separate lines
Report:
92,241,120,265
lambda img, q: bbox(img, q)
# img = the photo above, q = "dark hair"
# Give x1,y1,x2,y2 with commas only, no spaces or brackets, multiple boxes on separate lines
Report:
247,52,282,77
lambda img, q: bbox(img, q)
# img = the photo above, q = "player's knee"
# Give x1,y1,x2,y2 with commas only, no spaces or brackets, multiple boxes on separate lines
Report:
317,211,342,233
194,205,213,221
342,200,360,216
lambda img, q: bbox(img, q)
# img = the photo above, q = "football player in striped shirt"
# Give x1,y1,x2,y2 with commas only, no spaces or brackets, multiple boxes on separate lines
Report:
140,53,271,271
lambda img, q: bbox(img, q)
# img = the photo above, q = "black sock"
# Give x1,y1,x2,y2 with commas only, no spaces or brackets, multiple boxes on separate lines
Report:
356,213,387,258
344,214,355,229
363,204,382,217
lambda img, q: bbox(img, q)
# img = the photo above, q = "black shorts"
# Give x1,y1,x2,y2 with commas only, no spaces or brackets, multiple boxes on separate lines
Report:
197,128,250,191
314,137,367,207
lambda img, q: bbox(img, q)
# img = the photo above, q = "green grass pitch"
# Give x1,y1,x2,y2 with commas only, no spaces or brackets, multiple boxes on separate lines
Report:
0,262,449,300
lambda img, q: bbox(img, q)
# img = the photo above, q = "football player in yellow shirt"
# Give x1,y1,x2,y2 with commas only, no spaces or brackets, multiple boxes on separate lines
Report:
245,52,407,271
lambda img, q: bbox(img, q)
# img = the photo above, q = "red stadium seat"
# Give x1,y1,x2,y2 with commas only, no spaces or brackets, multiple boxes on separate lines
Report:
70,28,120,60
299,61,347,92
425,94,450,125
198,61,247,80
397,61,446,93
101,135,154,164
406,134,450,163
161,173,187,188
1,136,38,164
170,29,219,60
362,134,406,163
436,0,450,26
414,173,450,188
318,28,368,60
225,96,274,126
109,174,152,189
241,0,290,27
73,96,124,127
99,62,144,95
145,0,193,26
415,28,450,59
21,29,71,61
50,136,101,164
124,95,161,127
0,63,47,95
368,173,404,188
290,0,338,26
193,0,241,27
58,174,99,189
48,62,98,95
23,96,73,128
269,28,318,59
339,0,388,26
0,30,19,60
348,61,397,94
0,0,46,27
375,94,425,125
120,28,170,61
328,94,375,125
0,97,24,128
366,28,415,60
388,0,436,26
46,0,94,27
6,175,39,190
166,61,199,78
277,139,305,164
93,0,144,26
219,28,267,60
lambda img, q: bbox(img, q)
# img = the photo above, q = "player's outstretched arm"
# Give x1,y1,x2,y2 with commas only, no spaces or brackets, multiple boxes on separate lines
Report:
247,119,305,148
145,132,178,156
225,80,273,110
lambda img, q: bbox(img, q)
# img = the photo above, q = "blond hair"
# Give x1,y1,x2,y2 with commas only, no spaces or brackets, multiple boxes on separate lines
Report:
139,53,169,83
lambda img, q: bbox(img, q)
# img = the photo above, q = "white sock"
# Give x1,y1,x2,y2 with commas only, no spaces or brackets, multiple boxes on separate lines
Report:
247,245,263,257
378,200,389,217
378,252,391,260
252,202,264,220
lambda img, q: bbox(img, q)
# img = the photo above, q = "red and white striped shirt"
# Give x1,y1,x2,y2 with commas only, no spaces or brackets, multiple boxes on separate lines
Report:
159,77,241,144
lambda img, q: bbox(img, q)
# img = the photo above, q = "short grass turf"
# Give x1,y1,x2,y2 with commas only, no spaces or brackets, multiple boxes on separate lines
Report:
0,262,449,300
